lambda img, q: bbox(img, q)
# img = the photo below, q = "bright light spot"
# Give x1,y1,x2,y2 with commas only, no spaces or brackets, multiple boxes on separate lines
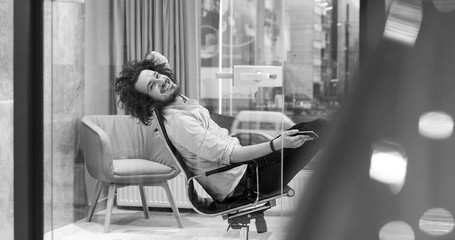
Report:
379,221,415,240
350,0,360,9
384,0,422,46
419,208,454,236
369,141,407,194
419,111,454,139
432,0,455,13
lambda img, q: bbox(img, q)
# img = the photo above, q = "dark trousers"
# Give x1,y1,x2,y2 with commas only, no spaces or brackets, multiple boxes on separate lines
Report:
230,119,328,197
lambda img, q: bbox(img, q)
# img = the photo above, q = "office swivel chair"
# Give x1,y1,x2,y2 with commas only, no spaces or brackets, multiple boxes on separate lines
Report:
80,115,183,233
153,110,294,240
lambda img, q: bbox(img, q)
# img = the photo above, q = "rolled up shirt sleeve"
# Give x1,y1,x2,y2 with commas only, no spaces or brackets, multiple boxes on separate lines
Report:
166,114,238,165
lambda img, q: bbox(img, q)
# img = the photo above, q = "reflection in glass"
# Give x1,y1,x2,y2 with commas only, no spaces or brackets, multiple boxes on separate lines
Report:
199,0,356,123
231,110,294,137
369,140,407,194
432,0,455,13
418,111,454,139
40,0,360,238
44,0,87,237
379,221,415,240
384,0,422,46
231,132,272,146
419,208,454,236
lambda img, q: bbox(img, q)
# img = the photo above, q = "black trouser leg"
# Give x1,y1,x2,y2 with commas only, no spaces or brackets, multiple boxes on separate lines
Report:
254,119,328,193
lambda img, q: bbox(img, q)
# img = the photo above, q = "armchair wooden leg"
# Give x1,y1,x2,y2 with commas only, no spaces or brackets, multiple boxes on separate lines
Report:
162,181,183,228
104,184,116,233
139,186,149,219
87,180,104,222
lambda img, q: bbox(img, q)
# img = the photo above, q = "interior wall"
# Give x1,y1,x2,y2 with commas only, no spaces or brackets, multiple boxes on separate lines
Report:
83,0,115,211
0,0,14,238
85,0,115,115
43,0,87,232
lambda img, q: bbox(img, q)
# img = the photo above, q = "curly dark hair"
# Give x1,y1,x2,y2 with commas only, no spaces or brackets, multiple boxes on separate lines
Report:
114,58,177,126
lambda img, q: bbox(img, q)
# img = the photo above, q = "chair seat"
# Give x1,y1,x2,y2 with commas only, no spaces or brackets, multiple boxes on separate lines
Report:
113,159,172,176
189,183,294,215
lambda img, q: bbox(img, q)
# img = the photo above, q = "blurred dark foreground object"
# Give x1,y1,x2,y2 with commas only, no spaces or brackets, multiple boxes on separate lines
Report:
287,1,455,240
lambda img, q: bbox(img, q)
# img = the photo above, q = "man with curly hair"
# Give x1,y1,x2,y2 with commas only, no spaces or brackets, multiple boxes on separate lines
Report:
114,51,327,202
114,51,179,125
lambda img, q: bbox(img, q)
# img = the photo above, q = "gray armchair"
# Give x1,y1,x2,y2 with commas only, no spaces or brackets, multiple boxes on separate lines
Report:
80,115,182,233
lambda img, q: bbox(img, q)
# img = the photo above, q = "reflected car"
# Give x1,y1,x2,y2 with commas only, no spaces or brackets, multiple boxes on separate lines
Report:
231,110,295,137
230,131,274,146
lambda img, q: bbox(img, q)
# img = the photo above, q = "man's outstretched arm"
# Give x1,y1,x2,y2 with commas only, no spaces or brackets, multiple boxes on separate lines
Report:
229,129,312,163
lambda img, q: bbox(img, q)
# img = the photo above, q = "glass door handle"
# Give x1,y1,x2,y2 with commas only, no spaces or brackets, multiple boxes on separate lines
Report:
215,72,233,79
239,72,276,82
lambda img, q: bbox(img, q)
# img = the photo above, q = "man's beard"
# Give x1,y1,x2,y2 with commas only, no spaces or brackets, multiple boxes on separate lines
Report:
155,85,181,108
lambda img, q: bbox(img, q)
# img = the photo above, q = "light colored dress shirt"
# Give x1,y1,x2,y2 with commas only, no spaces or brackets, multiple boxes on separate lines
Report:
162,98,247,202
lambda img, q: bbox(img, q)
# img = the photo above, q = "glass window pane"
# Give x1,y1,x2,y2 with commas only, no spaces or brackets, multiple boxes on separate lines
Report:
44,0,87,238
41,0,359,238
1,0,14,239
198,0,359,235
260,122,276,130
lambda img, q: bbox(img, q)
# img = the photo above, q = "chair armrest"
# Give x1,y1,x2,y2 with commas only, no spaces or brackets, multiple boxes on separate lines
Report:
204,162,250,177
188,161,251,182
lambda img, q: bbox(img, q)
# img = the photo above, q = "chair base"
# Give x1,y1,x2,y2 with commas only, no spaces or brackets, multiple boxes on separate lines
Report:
224,202,273,240
226,213,267,240
240,226,250,240
228,210,267,233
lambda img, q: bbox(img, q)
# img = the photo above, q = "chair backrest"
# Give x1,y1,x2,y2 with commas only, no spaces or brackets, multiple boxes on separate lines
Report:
152,110,193,179
153,110,220,212
80,115,180,183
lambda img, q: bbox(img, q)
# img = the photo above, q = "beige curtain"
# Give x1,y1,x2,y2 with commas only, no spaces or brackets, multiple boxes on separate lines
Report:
85,0,199,115
112,0,199,99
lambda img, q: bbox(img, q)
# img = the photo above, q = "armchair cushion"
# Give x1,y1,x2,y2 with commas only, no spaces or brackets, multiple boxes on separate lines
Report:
113,159,172,176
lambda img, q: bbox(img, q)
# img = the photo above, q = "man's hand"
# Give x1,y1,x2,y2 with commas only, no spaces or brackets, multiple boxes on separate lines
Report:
231,129,313,162
275,129,313,149
145,51,170,68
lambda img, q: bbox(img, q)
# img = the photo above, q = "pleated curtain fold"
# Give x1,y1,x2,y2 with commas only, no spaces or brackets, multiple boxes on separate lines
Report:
85,0,199,115
112,0,199,98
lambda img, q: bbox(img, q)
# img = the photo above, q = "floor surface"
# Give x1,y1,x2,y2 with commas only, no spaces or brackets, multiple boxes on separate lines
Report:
44,207,294,240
